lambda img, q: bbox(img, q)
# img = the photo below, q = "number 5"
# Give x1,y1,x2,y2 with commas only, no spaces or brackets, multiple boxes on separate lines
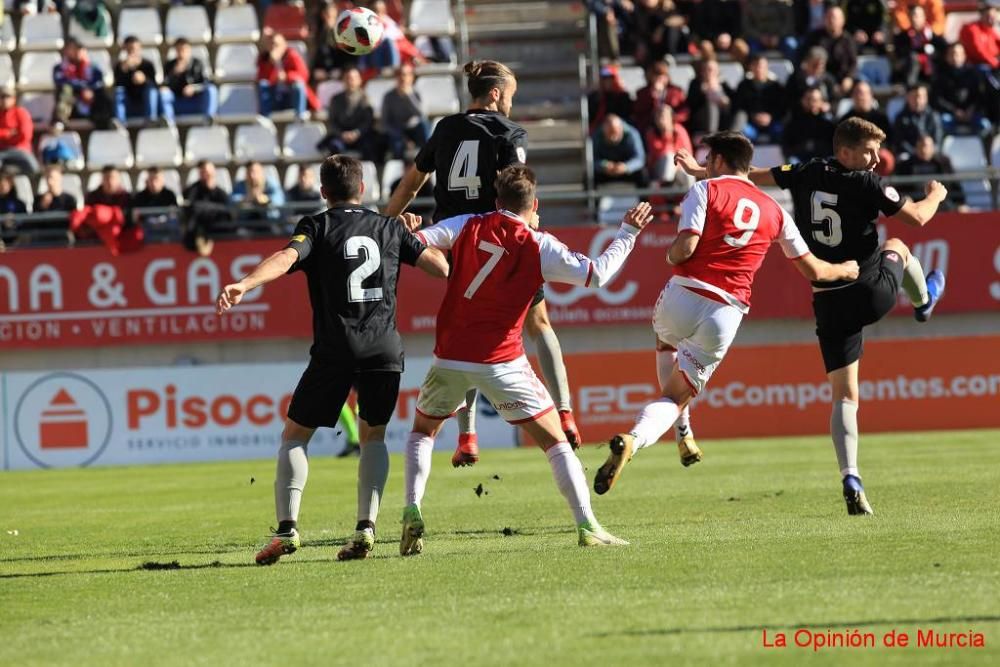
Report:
811,191,843,247
464,241,505,299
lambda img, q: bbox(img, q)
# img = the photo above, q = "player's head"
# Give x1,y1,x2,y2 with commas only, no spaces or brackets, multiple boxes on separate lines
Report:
833,117,885,172
700,131,753,178
464,60,517,116
495,165,538,219
320,154,365,204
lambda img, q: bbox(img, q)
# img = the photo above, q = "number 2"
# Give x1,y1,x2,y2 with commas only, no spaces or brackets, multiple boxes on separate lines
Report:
724,198,761,248
449,140,482,199
345,236,383,303
464,241,505,299
811,191,843,247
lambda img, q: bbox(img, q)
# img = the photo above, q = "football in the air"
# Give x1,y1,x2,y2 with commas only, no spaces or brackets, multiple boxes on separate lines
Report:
333,7,385,55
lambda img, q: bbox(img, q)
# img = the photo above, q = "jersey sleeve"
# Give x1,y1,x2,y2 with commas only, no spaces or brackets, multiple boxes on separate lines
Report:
864,172,905,216
775,206,811,259
538,225,640,287
413,213,474,250
678,180,709,235
414,125,439,173
770,162,805,191
398,228,427,266
285,216,322,272
497,126,528,168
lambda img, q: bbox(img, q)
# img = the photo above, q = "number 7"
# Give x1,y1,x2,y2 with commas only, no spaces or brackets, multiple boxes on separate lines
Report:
464,241,505,299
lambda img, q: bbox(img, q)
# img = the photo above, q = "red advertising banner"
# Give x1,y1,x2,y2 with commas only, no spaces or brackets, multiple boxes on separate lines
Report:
1,213,997,349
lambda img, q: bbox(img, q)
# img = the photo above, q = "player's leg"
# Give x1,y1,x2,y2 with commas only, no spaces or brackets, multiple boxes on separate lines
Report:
335,392,361,458
826,356,873,515
882,238,945,322
656,339,700,466
525,300,582,447
452,389,480,467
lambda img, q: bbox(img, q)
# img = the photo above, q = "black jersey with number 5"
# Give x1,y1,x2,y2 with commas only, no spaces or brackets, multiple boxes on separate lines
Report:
415,109,528,222
771,158,905,288
285,206,426,370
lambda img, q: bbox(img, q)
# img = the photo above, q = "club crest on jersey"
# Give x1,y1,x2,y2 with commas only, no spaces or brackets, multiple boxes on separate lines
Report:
883,186,900,203
885,251,900,263
516,147,527,163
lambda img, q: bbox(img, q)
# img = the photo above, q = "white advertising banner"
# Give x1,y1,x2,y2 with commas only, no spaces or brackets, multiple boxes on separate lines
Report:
0,359,517,471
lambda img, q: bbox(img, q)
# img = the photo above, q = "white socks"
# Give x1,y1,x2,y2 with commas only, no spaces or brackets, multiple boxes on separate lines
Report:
831,399,860,478
545,442,597,526
357,441,389,525
902,253,929,308
630,398,681,450
656,349,693,442
275,439,309,523
404,432,434,506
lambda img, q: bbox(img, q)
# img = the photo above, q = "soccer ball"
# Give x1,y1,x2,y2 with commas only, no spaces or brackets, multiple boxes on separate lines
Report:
333,8,385,56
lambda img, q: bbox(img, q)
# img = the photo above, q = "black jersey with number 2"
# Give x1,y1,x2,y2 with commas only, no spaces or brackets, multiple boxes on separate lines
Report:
286,206,426,370
771,158,904,288
415,109,528,222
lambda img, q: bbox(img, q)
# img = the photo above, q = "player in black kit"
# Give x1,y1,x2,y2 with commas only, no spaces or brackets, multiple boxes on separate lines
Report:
385,60,583,468
217,155,449,564
678,117,947,515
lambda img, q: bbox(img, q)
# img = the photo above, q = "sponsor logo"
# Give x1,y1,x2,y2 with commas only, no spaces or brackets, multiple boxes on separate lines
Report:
885,251,900,263
493,400,527,411
681,348,707,375
516,146,527,164
14,373,112,468
780,164,793,171
290,234,307,243
883,186,900,203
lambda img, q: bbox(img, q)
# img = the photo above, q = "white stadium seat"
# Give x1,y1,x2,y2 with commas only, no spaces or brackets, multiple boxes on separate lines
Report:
753,144,785,169
186,165,233,194
214,43,259,83
136,169,183,201
166,5,212,44
18,12,63,51
86,129,135,169
668,64,696,92
941,135,992,209
218,83,259,122
366,77,397,119
87,49,116,88
408,0,456,36
597,191,639,225
87,170,133,194
283,122,327,162
20,92,56,124
184,125,232,165
617,66,646,98
135,127,183,168
316,80,345,109
415,75,460,117
37,172,85,209
14,174,34,213
718,61,745,89
214,4,260,44
68,6,115,49
118,8,163,46
381,159,405,197
39,131,85,171
17,51,61,92
944,12,977,43
0,54,13,88
991,135,1000,167
234,118,280,163
361,161,380,204
0,16,16,53
767,59,794,85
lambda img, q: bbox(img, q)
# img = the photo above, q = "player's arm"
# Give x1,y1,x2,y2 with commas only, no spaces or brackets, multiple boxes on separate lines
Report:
524,301,580,446
384,165,431,217
674,149,778,186
892,180,947,227
775,208,860,282
668,179,707,265
217,248,298,313
415,247,449,278
667,231,700,266
409,213,474,249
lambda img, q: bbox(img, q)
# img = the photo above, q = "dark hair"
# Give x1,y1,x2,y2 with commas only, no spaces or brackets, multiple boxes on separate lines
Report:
496,165,536,212
174,37,190,49
907,82,928,94
64,36,81,49
801,84,826,101
101,165,117,175
747,53,767,67
122,35,139,47
464,60,515,100
196,159,211,169
320,154,363,202
701,131,753,174
833,116,886,150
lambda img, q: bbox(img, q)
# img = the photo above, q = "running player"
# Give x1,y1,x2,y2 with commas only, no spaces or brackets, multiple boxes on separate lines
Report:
399,166,653,554
217,156,449,564
594,132,859,496
677,118,947,515
384,59,582,467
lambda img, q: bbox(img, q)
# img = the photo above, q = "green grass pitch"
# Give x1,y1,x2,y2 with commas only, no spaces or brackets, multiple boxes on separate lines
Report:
2,429,999,666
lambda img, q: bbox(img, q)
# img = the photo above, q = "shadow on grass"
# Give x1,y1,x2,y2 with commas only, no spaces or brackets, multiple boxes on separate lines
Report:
598,615,1000,637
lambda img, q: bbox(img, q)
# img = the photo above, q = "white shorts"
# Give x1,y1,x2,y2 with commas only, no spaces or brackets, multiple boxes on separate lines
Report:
652,280,744,394
416,356,555,425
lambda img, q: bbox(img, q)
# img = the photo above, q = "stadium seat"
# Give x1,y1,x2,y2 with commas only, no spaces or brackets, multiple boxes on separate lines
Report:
408,0,456,36
753,144,785,168
14,174,34,213
381,159,405,197
37,172,84,209
668,64,696,92
365,77,397,119
39,131,85,171
18,12,64,51
361,161,381,204
767,59,794,85
941,135,992,209
16,51,61,92
763,187,793,212
166,44,213,78
597,191,639,225
885,96,906,124
264,2,308,41
234,119,281,163
218,83,260,122
166,5,213,45
283,162,321,191
857,55,890,86
20,92,55,125
835,97,853,119
0,16,15,53
117,8,163,46
0,54,13,88
68,6,115,49
86,170,133,194
718,61,746,89
283,122,327,162
135,127,183,169
214,4,261,44
315,80,345,109
184,125,232,165
288,41,309,63
88,50,116,87
944,12,977,43
185,164,233,194
415,75,460,117
136,168,183,201
991,134,1000,167
617,66,646,98
87,129,135,169
215,43,259,83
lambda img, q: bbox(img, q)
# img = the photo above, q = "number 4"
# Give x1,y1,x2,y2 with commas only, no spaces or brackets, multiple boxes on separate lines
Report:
464,241,505,299
449,140,482,199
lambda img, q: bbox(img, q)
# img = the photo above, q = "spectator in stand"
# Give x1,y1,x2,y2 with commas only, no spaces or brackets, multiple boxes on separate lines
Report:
743,0,798,58
685,58,735,136
892,4,947,87
960,1,1000,70
892,0,945,35
644,104,692,185
632,0,690,64
357,3,403,77
287,166,322,203
34,165,78,213
592,114,647,187
632,61,688,133
843,0,888,51
892,82,943,159
838,80,894,174
786,46,838,111
234,161,286,207
114,36,160,123
53,37,114,129
932,43,993,136
85,166,130,209
163,38,218,120
795,0,828,35
781,86,835,163
895,135,968,211
317,67,379,161
183,161,232,256
0,86,39,175
373,0,423,66
803,6,857,95
0,168,27,215
731,54,785,142
382,64,430,160
131,167,179,227
588,65,635,132
585,0,628,61
687,0,748,61
312,1,357,84
257,33,312,118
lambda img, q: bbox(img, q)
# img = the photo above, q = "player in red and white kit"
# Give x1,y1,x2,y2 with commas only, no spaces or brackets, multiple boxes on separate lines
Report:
399,166,654,553
593,132,860,495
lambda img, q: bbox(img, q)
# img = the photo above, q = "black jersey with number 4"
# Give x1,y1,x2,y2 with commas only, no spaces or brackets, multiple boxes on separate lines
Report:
415,109,528,222
771,158,904,289
286,206,426,370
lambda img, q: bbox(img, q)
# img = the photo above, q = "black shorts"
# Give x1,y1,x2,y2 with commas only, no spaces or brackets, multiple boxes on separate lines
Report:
287,357,401,429
812,249,905,373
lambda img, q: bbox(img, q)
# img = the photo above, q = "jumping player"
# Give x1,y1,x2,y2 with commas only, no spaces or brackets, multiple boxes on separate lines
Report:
677,118,947,515
595,132,859,496
384,59,582,467
217,156,449,564
399,166,653,554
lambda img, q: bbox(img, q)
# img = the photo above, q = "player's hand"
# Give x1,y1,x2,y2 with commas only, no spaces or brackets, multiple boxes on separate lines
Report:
217,282,247,314
622,201,653,231
559,410,582,449
925,180,947,201
674,149,705,178
398,212,422,232
841,260,860,281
